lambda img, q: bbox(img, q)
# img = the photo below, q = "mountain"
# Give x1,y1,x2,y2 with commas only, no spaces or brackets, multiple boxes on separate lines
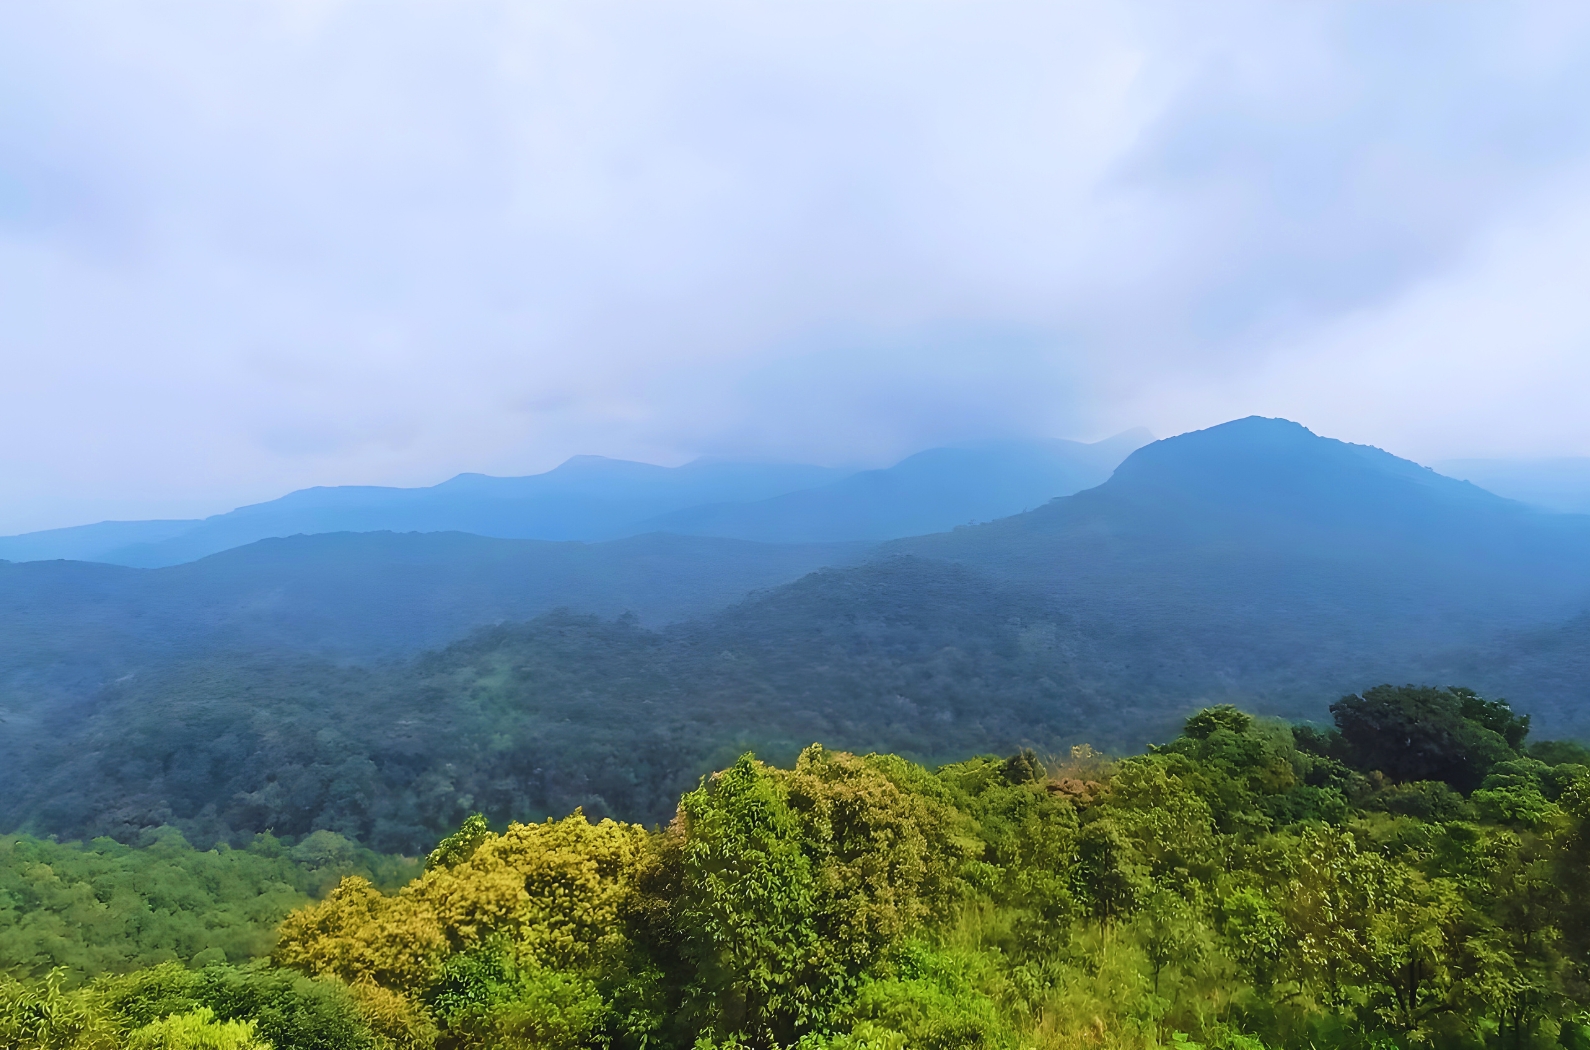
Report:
1436,456,1590,514
9,416,1590,852
899,416,1590,620
640,430,1153,542
0,434,1151,568
867,418,1590,722
0,559,1203,847
0,457,848,567
0,519,200,562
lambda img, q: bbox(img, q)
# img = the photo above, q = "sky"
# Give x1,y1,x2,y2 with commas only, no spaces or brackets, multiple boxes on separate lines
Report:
4,2,1590,533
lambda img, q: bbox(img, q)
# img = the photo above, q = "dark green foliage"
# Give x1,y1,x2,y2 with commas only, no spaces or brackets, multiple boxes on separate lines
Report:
1361,780,1472,821
1529,738,1590,766
1330,684,1523,791
427,942,607,1050
1456,686,1532,749
196,965,375,1050
1002,749,1043,786
1,560,1209,853
1073,820,1141,926
425,814,490,871
10,422,1590,861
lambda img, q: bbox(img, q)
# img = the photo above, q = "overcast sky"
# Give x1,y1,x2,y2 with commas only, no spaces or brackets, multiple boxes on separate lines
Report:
4,2,1590,532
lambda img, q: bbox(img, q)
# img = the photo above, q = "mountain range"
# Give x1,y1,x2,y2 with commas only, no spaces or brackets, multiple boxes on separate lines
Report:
0,431,1152,567
2,416,1589,850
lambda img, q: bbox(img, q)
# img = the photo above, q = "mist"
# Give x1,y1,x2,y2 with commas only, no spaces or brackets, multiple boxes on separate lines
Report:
5,2,1590,531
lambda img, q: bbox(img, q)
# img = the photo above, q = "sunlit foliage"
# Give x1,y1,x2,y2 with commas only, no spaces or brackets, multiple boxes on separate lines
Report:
8,685,1590,1048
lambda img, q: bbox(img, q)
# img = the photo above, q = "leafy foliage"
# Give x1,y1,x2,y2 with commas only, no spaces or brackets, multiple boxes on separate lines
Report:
8,688,1590,1049
0,829,417,984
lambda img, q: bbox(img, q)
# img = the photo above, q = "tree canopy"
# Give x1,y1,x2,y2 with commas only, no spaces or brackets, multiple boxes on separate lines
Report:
7,687,1590,1049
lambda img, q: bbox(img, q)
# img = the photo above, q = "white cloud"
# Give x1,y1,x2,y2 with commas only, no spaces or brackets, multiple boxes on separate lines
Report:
2,1,1590,530
1131,162,1590,461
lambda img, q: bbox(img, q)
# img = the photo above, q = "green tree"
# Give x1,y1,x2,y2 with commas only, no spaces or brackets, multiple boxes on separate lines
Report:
1073,820,1142,930
1137,888,1208,995
1330,685,1520,791
670,755,823,1046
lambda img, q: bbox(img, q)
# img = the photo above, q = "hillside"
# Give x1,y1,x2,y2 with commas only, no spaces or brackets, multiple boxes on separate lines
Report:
0,560,1118,848
897,417,1590,647
5,417,1590,854
0,530,866,719
10,697,1590,1050
9,553,1589,854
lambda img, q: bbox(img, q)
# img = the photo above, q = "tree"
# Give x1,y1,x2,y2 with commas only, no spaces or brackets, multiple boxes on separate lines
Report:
1362,872,1462,1037
1330,685,1519,791
1218,888,1286,992
1277,827,1378,1007
669,755,822,1047
1138,888,1208,995
1073,819,1142,930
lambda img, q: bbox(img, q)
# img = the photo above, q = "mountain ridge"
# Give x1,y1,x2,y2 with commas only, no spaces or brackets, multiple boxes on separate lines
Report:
0,434,1150,567
6,416,1590,849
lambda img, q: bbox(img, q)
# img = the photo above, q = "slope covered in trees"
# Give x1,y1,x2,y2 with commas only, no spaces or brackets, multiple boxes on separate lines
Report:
0,554,1354,852
896,417,1590,647
7,690,1590,1049
5,418,1590,854
7,551,1590,855
0,830,418,982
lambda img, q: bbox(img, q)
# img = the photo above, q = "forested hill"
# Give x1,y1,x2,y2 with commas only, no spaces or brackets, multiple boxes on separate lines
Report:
0,529,865,672
4,417,1590,855
891,417,1590,670
6,555,1588,855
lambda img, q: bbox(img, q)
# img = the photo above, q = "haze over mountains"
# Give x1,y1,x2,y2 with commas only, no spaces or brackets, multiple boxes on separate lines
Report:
0,431,1152,567
3,416,1590,849
1435,456,1590,515
642,430,1152,543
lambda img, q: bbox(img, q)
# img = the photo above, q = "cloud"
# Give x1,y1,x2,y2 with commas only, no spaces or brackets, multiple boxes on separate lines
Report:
2,1,1590,530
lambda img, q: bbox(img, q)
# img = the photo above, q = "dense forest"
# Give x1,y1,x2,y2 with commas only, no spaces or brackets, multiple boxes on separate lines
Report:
0,558,1346,854
7,685,1590,1049
8,420,1590,858
0,831,418,981
10,551,1588,857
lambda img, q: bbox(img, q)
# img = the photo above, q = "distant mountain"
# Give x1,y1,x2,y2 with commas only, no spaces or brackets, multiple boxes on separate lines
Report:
8,416,1590,851
0,435,1152,567
902,418,1590,605
0,457,848,567
640,430,1153,543
0,530,866,700
0,519,200,563
1435,456,1590,515
883,417,1590,708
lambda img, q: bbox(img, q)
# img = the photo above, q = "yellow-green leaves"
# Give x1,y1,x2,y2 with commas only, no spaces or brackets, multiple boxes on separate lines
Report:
276,812,650,991
126,1007,267,1050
